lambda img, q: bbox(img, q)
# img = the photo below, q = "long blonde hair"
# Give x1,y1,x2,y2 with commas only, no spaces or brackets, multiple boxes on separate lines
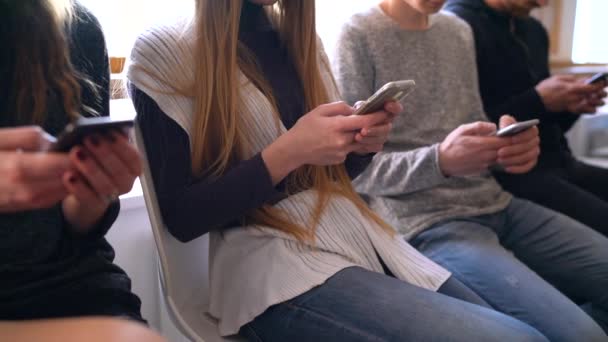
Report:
187,0,393,240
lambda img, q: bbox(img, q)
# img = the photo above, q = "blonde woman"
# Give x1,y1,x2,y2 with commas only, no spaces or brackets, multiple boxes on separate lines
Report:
129,0,546,340
0,0,143,321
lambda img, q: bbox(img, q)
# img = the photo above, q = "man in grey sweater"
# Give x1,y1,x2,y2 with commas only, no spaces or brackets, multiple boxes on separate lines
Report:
333,0,608,340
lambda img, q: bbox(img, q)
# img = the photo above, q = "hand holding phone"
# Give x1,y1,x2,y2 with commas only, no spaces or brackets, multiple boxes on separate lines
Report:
495,119,539,137
50,117,134,152
354,80,416,115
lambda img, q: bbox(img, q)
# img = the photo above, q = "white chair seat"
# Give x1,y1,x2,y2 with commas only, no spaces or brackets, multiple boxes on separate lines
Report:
135,122,245,342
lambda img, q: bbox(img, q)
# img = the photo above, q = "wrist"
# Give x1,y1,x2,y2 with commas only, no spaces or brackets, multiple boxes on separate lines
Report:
262,132,303,185
534,85,547,104
437,142,452,177
62,196,109,233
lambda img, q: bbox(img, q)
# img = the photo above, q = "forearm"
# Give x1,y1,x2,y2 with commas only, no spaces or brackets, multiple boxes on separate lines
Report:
261,131,302,185
133,86,288,241
353,144,448,197
161,154,285,242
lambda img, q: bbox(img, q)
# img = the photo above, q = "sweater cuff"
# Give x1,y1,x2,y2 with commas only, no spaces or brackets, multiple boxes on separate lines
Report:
525,88,547,115
431,143,450,184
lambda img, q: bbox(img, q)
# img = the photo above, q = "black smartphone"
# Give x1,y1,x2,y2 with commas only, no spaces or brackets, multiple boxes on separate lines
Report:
50,117,134,152
585,72,608,85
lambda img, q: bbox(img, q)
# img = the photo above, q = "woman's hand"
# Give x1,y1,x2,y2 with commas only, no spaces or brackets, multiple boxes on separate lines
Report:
496,115,540,174
352,101,402,155
62,131,142,233
0,127,71,213
262,101,392,185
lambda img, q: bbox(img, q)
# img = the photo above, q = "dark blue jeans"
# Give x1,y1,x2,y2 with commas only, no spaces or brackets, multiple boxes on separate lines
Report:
240,267,547,341
411,198,608,342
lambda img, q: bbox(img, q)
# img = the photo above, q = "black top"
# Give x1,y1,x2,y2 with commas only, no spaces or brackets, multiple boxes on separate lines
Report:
446,0,578,165
132,2,373,243
0,4,142,320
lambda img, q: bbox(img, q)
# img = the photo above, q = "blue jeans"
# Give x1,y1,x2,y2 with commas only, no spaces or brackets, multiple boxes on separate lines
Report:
411,198,608,342
240,267,547,341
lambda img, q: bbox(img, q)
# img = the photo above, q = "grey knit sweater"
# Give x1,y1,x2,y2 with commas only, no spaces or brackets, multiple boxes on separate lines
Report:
333,7,512,239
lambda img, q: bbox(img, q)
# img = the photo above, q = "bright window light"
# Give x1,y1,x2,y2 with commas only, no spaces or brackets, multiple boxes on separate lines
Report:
78,0,194,57
79,0,379,58
572,0,608,64
316,0,381,61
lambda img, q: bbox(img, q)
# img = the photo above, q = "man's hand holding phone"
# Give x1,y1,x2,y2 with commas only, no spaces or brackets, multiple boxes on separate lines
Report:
438,115,539,177
536,74,606,114
495,115,540,174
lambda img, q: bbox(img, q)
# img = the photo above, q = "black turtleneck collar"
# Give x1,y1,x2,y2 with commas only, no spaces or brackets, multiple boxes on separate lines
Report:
239,1,273,33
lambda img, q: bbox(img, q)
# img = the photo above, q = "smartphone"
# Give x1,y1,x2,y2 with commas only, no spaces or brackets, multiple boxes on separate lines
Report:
585,72,608,85
50,116,134,152
495,119,539,137
354,80,416,115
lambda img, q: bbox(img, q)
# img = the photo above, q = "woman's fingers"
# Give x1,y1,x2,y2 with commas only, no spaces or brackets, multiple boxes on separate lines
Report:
357,123,391,143
69,147,118,201
383,101,403,115
0,179,68,213
62,172,101,205
340,110,391,131
105,131,142,176
361,122,392,138
83,135,134,194
3,152,71,183
0,126,56,151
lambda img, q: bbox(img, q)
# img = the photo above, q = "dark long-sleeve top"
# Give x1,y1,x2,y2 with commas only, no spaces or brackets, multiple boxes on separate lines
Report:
0,3,141,320
132,2,373,243
445,0,578,165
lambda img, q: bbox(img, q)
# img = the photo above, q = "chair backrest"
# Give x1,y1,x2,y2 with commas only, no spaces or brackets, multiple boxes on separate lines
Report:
134,121,240,342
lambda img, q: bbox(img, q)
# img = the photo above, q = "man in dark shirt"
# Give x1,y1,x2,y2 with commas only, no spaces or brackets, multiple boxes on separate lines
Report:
446,0,608,236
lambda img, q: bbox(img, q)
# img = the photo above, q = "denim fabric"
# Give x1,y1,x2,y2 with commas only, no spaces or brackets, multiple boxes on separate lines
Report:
412,198,608,342
495,158,608,237
240,267,547,341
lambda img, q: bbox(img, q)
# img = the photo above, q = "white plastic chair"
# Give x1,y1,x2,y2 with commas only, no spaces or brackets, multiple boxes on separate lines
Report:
134,122,245,342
